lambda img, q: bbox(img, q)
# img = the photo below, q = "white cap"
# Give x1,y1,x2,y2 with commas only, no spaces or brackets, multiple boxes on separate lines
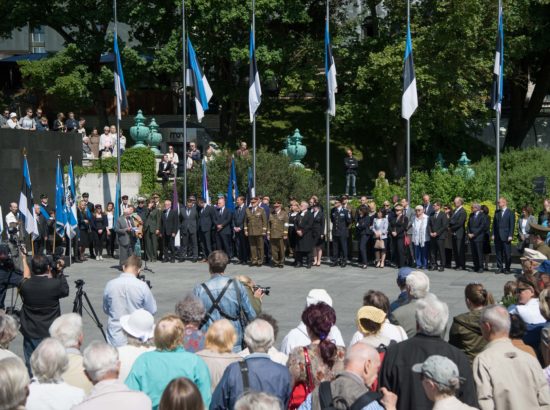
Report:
9,112,16,118
120,309,155,342
306,289,333,307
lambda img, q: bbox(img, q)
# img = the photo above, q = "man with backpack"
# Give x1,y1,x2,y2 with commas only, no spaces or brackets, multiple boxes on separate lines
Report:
300,342,397,410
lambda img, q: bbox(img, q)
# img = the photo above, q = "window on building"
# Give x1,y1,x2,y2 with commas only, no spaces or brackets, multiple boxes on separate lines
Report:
31,26,45,44
32,46,46,53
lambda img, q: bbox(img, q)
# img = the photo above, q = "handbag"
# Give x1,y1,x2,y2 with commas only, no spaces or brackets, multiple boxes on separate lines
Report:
404,235,411,247
288,347,314,409
374,239,385,250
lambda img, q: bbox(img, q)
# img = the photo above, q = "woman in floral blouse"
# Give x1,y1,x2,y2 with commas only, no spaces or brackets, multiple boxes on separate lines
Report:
287,302,346,391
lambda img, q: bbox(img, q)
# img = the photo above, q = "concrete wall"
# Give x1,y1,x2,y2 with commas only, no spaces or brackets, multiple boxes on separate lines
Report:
75,172,142,206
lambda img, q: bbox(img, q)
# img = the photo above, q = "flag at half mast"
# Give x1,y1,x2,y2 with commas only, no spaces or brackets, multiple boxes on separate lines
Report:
325,19,337,117
113,34,128,121
401,23,418,120
187,37,213,123
249,27,262,122
490,1,504,112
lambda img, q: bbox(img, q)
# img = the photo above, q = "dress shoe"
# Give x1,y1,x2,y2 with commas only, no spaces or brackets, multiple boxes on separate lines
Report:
170,259,175,263
278,264,284,268
330,262,338,267
341,262,347,268
496,269,504,274
306,263,312,269
192,258,197,263
476,269,484,274
438,267,445,272
428,266,435,271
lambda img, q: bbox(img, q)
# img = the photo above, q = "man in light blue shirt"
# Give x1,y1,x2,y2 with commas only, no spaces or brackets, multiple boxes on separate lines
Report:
103,255,157,347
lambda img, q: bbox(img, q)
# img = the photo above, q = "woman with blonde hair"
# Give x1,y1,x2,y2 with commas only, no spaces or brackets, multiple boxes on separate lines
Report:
196,319,242,392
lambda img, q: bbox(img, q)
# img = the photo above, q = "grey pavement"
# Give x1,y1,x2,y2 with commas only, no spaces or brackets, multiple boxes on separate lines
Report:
9,258,518,357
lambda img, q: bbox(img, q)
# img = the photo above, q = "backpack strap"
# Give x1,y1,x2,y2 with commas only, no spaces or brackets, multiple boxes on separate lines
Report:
239,360,250,393
198,279,237,329
349,391,382,410
318,381,333,409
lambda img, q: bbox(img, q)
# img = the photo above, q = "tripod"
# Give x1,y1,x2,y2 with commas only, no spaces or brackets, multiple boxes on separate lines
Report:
72,280,107,341
136,237,154,274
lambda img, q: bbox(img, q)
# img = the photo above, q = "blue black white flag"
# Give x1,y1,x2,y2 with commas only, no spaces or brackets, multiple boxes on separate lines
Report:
114,34,128,121
187,37,213,123
249,27,262,122
202,158,210,205
401,23,418,120
19,156,39,239
226,158,239,211
490,1,504,113
55,158,67,237
325,20,337,117
246,166,255,205
65,157,78,238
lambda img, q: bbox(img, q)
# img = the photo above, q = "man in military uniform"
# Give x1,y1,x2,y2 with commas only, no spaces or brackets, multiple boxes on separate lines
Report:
530,223,550,259
331,198,352,267
143,199,161,262
268,200,289,268
245,197,267,267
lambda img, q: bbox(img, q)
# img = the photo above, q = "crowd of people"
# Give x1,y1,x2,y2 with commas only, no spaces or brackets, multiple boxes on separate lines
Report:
2,245,550,409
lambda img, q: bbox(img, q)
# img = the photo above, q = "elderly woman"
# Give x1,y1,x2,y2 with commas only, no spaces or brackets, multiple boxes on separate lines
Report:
449,283,494,363
411,205,429,269
117,309,155,381
373,209,388,268
539,289,550,388
0,356,30,410
287,303,345,408
26,338,85,410
354,306,390,348
389,205,408,268
175,294,206,353
196,319,242,392
518,205,537,252
0,312,19,360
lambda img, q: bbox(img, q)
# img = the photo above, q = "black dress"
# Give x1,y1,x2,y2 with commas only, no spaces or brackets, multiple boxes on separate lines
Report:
288,212,299,253
77,209,90,247
311,210,325,247
483,214,492,255
390,215,408,267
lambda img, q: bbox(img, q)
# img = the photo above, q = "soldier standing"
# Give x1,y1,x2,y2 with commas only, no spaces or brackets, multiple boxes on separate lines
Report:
268,200,289,268
143,199,161,262
331,198,352,267
245,197,267,267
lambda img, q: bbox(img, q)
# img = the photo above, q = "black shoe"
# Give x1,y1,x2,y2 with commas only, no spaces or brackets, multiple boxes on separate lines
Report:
428,266,435,271
438,267,445,272
341,262,347,268
330,262,338,267
192,258,197,263
278,264,284,268
306,263,312,269
496,269,504,274
162,259,168,263
170,259,175,263
476,269,484,274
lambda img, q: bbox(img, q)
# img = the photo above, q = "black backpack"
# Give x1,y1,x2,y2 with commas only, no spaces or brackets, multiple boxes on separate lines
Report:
319,381,381,410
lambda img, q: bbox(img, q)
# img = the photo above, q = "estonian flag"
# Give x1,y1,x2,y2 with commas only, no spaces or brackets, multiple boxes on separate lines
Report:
490,2,504,113
226,158,239,211
114,34,128,121
325,20,337,117
202,158,210,205
187,37,213,123
401,23,418,120
19,156,39,239
55,158,67,238
65,157,78,238
249,27,262,122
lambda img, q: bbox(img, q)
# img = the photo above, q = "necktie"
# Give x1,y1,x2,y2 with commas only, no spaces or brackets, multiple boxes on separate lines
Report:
126,217,132,228
219,208,223,215
187,209,190,216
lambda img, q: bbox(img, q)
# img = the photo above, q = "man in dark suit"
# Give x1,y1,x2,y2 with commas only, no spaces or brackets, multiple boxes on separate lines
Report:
468,203,489,273
179,198,199,262
422,194,435,217
233,196,248,264
449,197,467,270
215,197,233,259
428,201,448,271
161,199,179,263
115,205,137,268
197,197,216,260
331,198,352,267
143,199,161,262
33,205,48,255
493,197,515,273
82,192,95,258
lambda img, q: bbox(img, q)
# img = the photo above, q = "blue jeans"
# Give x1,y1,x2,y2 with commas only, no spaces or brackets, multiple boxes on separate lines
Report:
345,174,356,195
23,336,43,376
414,243,429,269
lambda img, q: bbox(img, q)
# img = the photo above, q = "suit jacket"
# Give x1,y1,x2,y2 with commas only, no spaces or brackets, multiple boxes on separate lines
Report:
467,211,489,242
245,207,267,237
311,210,325,238
232,205,246,230
115,215,133,246
180,207,199,233
428,211,448,240
356,214,373,237
493,208,515,242
268,210,289,239
143,207,161,233
449,207,467,238
199,205,216,232
295,211,314,252
161,209,179,236
331,207,351,237
36,214,48,239
403,207,414,234
423,203,435,217
215,207,232,235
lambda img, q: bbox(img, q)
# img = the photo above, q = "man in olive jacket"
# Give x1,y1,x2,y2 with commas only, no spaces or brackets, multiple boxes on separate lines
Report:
143,199,161,262
245,197,267,267
268,201,289,268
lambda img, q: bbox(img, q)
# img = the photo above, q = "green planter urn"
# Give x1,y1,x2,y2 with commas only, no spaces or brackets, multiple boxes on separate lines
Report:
148,118,162,155
457,152,475,179
283,129,307,167
130,110,149,148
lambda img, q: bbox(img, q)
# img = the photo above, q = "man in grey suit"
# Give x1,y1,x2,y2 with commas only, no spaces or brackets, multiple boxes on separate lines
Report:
428,201,448,271
115,205,137,268
179,198,199,262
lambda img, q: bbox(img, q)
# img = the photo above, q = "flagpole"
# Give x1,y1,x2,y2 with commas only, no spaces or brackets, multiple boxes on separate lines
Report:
406,0,411,204
495,0,502,206
113,0,122,209
182,0,188,202
325,0,331,261
252,0,257,191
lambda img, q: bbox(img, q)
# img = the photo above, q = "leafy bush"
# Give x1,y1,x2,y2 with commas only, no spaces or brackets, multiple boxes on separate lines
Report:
73,147,156,194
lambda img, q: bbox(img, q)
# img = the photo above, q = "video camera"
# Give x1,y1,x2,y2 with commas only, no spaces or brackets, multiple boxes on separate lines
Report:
137,274,152,290
46,247,67,277
253,285,271,296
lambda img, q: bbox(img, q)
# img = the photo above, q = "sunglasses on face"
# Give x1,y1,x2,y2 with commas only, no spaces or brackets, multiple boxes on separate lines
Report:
515,287,531,294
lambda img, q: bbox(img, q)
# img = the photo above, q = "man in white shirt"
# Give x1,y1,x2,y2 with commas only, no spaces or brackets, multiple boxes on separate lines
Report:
99,126,113,157
280,289,345,354
6,112,21,129
18,108,36,130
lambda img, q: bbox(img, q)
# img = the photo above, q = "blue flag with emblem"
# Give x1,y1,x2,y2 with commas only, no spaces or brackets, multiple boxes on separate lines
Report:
187,37,213,123
401,22,418,120
55,157,66,237
65,157,78,238
226,158,239,211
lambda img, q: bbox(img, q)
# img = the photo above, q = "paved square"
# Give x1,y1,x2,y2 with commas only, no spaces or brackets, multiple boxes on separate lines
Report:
9,258,517,357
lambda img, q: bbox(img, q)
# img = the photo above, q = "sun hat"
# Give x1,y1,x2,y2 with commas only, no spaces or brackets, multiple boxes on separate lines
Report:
306,289,333,307
120,309,155,342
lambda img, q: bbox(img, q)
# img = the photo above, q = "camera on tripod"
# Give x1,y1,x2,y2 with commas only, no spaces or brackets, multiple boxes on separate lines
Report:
137,274,152,289
75,279,85,288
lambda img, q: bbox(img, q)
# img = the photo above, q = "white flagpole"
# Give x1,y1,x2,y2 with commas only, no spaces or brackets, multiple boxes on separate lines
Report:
325,0,331,261
252,0,257,191
495,0,502,206
406,0,411,204
113,0,122,206
182,0,188,202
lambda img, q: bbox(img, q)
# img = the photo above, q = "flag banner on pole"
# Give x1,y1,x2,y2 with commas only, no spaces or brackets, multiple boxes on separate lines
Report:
325,20,337,117
226,158,239,211
65,158,78,238
113,179,121,222
402,23,418,120
172,178,181,247
187,37,213,123
55,158,67,238
246,166,255,205
0,206,3,236
202,158,210,205
114,34,128,121
19,156,39,239
490,1,504,112
249,27,262,122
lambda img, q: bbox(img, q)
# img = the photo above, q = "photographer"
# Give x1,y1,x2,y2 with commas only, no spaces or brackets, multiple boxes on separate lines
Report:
103,255,157,347
19,253,69,373
235,275,267,316
0,244,23,309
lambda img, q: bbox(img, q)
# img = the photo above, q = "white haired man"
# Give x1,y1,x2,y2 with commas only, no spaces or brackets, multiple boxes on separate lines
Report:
0,357,30,410
49,313,93,393
389,270,430,337
211,319,291,410
26,338,85,409
380,294,476,410
473,305,550,410
73,341,151,410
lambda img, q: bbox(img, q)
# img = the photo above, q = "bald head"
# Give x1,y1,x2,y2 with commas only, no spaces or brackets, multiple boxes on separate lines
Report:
345,342,380,387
